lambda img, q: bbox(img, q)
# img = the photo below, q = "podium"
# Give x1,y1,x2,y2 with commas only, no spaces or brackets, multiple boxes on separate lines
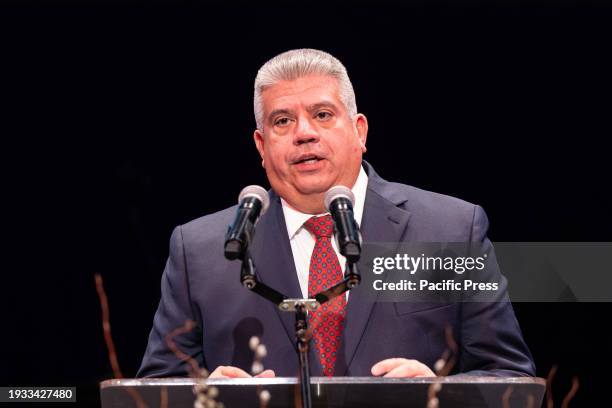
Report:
100,377,546,408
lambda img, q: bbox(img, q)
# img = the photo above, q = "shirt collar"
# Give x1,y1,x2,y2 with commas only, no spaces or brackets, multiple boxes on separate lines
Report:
281,165,368,240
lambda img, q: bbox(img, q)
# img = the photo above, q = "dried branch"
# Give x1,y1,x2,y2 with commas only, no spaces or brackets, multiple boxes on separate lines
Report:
560,376,579,408
160,386,168,408
95,273,147,408
164,320,203,377
546,365,558,408
250,336,271,408
426,382,441,408
526,393,535,408
95,274,123,379
294,382,301,408
426,325,458,408
164,319,224,408
441,325,458,376
259,390,271,408
502,385,514,408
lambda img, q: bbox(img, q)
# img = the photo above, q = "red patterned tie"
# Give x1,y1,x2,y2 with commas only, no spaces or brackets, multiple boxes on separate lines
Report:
303,215,347,377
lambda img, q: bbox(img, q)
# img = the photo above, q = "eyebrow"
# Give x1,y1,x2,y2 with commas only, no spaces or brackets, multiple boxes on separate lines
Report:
306,102,339,113
267,102,339,123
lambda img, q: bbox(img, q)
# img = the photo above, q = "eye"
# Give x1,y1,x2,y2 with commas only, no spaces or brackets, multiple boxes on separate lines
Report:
315,111,333,121
274,117,292,127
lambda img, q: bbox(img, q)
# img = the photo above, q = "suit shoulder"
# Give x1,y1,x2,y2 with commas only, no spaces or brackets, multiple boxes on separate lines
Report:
177,205,238,245
374,181,481,239
403,184,477,217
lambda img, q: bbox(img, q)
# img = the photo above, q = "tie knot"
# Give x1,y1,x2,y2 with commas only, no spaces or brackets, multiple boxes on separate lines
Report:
303,215,334,239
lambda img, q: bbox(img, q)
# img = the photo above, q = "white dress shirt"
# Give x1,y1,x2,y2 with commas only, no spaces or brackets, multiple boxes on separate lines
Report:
281,166,368,299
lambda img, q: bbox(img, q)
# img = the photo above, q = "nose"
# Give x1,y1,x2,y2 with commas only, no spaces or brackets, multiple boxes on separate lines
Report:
293,116,320,146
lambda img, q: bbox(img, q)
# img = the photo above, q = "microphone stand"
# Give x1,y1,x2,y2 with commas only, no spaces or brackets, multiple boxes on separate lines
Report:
238,249,361,408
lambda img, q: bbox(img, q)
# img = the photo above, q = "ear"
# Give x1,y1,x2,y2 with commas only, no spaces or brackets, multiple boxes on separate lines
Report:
253,129,266,166
354,113,369,153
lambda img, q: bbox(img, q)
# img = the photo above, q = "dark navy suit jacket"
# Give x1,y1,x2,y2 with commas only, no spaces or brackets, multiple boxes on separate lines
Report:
137,162,535,378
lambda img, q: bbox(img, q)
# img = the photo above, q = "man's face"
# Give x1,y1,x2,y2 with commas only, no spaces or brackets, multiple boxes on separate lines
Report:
254,75,368,212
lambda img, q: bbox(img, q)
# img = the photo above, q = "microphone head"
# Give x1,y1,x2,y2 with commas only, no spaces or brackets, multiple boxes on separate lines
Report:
324,185,355,211
238,185,270,215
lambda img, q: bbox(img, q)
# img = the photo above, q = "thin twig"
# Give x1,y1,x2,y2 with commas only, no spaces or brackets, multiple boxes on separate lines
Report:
294,381,301,408
560,376,579,408
426,325,458,408
502,385,514,408
164,320,201,377
250,336,271,408
259,390,271,408
426,382,441,408
160,386,168,408
440,325,458,376
546,365,558,408
526,393,535,408
165,320,226,408
95,274,123,379
95,274,147,408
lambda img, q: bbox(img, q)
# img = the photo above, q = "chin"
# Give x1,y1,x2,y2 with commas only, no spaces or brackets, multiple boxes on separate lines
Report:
295,180,335,195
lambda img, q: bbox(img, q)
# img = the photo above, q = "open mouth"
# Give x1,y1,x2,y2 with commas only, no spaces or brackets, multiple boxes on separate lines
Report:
293,154,323,165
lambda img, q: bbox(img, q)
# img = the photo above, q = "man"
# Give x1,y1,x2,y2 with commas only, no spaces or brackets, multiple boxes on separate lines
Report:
138,49,535,379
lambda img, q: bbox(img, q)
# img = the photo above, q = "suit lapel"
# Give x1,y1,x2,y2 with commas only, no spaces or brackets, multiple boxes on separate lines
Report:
249,192,302,343
249,191,325,375
341,163,412,374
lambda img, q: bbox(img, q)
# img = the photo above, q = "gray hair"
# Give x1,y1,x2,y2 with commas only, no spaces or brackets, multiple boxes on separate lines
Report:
254,48,358,130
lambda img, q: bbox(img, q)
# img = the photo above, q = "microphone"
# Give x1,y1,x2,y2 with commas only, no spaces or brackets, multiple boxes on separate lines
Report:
224,185,270,260
324,185,362,263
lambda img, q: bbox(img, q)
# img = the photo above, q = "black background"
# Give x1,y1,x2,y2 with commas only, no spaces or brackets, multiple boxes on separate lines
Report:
2,1,611,406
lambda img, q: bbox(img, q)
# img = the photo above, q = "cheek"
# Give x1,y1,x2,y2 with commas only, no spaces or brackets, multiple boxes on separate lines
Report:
264,140,282,160
334,134,362,156
265,144,290,172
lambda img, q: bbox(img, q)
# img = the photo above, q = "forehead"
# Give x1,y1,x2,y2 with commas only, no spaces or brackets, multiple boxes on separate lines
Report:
261,75,342,112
